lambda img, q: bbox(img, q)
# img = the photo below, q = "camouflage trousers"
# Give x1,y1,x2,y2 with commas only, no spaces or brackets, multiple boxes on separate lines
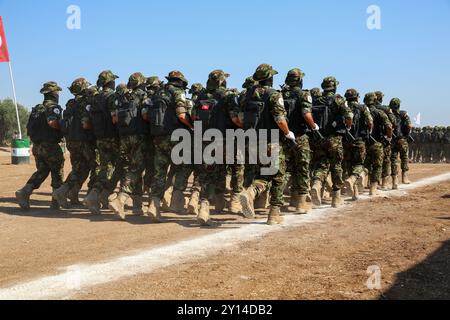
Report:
92,137,123,193
431,143,443,163
143,138,155,191
64,140,98,191
391,138,409,176
119,135,146,195
343,139,367,179
382,145,392,179
27,142,64,190
150,136,192,199
311,135,344,190
249,143,287,208
230,163,245,194
365,141,384,184
287,134,311,196
198,164,227,201
446,144,450,163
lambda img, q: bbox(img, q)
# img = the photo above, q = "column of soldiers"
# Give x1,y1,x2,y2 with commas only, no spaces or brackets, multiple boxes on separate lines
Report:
409,126,450,163
16,64,422,226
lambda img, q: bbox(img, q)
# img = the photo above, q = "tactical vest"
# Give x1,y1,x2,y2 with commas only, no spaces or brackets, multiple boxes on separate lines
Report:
393,111,409,138
312,95,346,136
350,104,369,139
27,104,63,144
90,90,118,139
194,89,234,134
62,99,95,142
116,91,149,137
283,88,309,135
147,86,183,137
243,87,279,131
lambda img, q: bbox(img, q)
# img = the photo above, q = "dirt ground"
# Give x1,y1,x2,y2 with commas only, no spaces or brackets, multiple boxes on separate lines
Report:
0,147,449,300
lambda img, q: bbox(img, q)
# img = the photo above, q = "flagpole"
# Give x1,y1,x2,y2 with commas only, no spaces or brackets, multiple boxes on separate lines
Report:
7,60,22,139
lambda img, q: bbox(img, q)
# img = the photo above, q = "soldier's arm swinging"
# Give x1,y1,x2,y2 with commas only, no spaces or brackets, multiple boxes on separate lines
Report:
178,113,194,130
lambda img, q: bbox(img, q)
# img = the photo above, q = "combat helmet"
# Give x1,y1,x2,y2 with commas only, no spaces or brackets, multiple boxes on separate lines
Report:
166,71,189,87
389,98,401,110
375,91,384,104
189,83,204,94
207,69,230,90
344,88,359,101
364,92,378,106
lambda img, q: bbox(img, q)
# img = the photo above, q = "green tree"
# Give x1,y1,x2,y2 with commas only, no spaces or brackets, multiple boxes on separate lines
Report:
0,98,29,146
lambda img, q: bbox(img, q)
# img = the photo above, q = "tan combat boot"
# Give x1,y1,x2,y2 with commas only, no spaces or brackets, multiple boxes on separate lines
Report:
214,193,227,213
344,175,359,201
239,187,257,219
392,175,399,190
267,206,283,225
228,193,242,214
310,180,322,207
85,188,101,215
357,170,368,194
169,189,186,214
99,189,111,209
381,177,390,190
132,196,144,216
254,190,269,209
369,182,379,196
402,171,411,185
331,190,344,208
146,197,163,223
187,190,200,215
290,193,300,208
15,184,34,211
68,184,81,205
108,192,129,221
52,184,71,209
197,200,213,226
295,194,311,214
161,187,172,211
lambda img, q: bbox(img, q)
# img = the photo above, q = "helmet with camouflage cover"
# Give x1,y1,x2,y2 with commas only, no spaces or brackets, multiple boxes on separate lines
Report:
389,98,401,110
207,69,230,90
116,83,130,96
310,87,322,98
364,92,378,106
285,68,305,86
242,77,256,89
375,91,384,104
127,72,146,90
68,78,91,95
321,76,339,91
344,88,359,101
97,70,119,87
253,64,278,82
146,76,162,87
166,70,188,87
189,83,204,94
40,81,62,94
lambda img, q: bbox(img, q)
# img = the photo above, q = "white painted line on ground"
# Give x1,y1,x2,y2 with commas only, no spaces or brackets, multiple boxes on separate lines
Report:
1,172,449,300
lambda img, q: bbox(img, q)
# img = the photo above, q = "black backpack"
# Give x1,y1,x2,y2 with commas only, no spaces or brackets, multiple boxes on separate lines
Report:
90,90,117,139
243,87,278,131
27,104,63,144
148,87,181,137
312,95,345,136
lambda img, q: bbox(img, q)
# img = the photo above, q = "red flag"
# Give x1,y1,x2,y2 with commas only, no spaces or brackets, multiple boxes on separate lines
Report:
0,16,11,62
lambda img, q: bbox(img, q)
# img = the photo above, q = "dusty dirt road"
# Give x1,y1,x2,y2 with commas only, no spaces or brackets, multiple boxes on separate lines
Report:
0,147,449,300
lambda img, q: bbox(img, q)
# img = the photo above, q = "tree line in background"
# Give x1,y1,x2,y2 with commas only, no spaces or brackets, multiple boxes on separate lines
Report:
0,98,29,146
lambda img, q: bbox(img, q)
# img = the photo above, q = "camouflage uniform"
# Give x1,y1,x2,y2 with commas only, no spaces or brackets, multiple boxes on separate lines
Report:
108,73,148,219
343,89,373,200
310,77,353,207
53,78,98,208
281,68,314,213
364,93,393,193
239,64,290,225
432,127,444,163
389,98,412,185
147,71,192,222
422,126,433,163
16,82,64,210
375,91,396,186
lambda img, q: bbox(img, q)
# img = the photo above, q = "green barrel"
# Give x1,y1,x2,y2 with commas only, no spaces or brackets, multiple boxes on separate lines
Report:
11,139,31,165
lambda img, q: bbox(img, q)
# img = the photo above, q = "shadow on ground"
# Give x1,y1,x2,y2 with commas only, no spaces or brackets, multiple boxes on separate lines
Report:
381,239,450,300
